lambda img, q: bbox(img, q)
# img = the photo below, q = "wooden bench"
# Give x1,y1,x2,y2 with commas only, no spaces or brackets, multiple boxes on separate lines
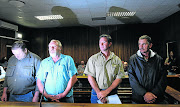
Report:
165,86,180,103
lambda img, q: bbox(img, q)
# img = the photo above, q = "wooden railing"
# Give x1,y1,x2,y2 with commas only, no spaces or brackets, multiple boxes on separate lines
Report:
165,86,180,104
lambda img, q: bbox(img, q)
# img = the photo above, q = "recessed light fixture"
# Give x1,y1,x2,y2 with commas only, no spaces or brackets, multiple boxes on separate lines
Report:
35,15,63,20
107,12,136,17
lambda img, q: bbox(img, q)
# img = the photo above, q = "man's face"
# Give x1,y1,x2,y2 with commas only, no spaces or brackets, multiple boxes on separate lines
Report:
81,61,84,65
12,48,27,60
99,37,111,52
138,39,152,54
48,41,61,58
124,62,128,68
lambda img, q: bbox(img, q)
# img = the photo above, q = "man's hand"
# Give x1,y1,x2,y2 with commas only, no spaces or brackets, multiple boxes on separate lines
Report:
32,96,39,102
100,97,108,103
1,93,7,101
97,90,108,99
144,92,157,103
97,90,109,103
53,93,66,101
44,94,59,102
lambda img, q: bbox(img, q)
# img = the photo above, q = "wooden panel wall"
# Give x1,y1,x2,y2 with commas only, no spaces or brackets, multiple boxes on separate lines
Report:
23,24,163,65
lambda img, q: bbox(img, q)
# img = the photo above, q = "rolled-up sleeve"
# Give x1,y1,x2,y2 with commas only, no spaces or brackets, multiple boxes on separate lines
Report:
68,56,78,78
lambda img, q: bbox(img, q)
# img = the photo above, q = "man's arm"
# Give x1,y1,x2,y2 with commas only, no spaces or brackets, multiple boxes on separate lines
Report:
128,61,147,96
88,75,107,103
1,87,8,101
99,78,122,98
128,61,155,103
33,57,41,102
129,66,156,103
32,91,39,102
55,75,78,99
151,61,167,98
87,75,101,94
37,79,55,100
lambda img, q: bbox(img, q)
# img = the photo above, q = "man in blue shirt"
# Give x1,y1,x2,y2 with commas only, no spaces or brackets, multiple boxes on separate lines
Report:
37,39,78,103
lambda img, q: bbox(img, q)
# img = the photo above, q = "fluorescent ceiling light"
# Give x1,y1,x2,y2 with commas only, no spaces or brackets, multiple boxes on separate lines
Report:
35,15,63,20
107,12,136,17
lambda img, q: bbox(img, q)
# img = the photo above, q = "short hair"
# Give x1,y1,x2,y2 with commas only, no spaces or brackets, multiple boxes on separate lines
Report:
99,34,112,43
50,39,62,47
11,41,27,51
139,35,152,44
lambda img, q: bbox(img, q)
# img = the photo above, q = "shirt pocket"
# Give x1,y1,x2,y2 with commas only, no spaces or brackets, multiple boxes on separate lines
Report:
6,66,15,77
23,66,34,77
110,64,119,75
58,64,67,77
95,63,103,75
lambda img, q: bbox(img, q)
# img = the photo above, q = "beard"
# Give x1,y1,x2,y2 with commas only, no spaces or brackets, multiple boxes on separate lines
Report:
49,52,58,57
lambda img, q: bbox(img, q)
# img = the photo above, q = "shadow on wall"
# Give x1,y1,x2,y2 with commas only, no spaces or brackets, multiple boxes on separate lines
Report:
52,6,82,27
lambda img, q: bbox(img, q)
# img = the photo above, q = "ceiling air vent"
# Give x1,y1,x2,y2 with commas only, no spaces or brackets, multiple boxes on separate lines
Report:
0,20,18,31
92,17,106,21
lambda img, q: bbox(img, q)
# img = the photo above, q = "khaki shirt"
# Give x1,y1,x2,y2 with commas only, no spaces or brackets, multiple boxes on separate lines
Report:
3,51,41,95
84,51,125,89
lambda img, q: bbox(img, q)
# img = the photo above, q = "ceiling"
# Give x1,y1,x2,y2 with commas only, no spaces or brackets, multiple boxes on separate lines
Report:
0,0,180,28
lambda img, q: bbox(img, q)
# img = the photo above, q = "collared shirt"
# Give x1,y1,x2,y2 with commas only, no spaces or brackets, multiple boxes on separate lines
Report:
36,54,77,97
3,51,41,95
77,65,86,72
77,65,86,76
84,51,125,89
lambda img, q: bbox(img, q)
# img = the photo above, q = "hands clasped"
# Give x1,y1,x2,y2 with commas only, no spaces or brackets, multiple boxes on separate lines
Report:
45,93,65,102
97,90,108,103
143,92,157,103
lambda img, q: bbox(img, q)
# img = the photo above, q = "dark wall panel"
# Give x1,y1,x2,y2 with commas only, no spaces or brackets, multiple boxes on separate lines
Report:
23,24,163,64
159,11,180,65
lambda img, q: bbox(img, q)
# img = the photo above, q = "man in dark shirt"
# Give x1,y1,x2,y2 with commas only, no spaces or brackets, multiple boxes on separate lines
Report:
128,35,167,104
1,41,41,102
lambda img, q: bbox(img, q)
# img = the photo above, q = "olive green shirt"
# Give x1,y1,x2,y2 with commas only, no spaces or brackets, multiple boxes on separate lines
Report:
3,51,41,95
84,51,125,89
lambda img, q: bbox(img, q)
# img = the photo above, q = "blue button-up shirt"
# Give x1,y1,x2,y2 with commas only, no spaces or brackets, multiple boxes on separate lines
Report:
37,54,77,97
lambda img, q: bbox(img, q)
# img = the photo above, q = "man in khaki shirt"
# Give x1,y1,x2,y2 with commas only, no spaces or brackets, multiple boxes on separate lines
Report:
84,34,125,103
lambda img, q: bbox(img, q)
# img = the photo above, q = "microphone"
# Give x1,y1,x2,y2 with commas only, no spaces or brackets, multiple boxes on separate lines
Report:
40,72,48,107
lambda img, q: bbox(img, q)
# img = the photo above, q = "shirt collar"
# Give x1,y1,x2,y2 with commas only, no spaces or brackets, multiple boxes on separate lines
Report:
47,54,64,62
26,50,31,58
137,49,156,58
99,51,114,60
